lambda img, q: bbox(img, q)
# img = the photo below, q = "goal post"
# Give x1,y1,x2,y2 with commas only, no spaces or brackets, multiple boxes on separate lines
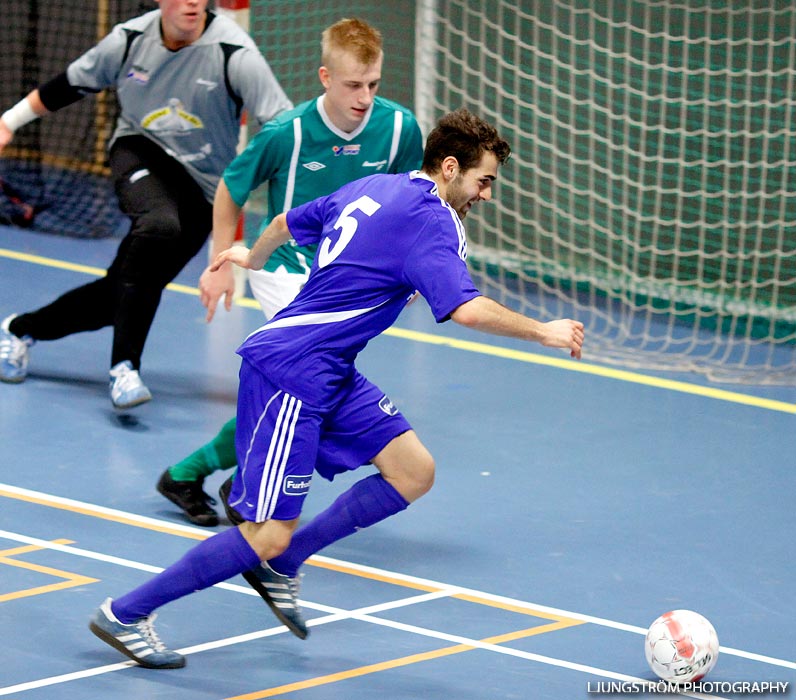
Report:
413,0,796,384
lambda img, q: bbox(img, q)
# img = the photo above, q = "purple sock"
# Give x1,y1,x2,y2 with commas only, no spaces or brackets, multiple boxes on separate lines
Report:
268,473,409,577
112,527,261,623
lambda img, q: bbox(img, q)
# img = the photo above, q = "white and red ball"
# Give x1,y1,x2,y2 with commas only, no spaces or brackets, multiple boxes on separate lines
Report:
645,610,719,683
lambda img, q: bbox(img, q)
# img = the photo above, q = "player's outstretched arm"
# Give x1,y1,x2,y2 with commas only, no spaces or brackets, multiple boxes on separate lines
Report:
450,295,584,359
208,212,292,274
199,179,243,322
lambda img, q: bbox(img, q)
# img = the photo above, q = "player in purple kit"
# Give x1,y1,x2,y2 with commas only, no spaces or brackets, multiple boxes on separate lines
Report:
88,108,585,669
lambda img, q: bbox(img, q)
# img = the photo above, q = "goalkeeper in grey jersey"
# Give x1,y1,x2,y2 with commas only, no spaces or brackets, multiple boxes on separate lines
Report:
0,0,291,408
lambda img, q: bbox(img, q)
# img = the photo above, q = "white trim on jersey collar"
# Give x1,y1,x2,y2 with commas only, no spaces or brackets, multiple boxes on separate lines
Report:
409,171,467,259
316,94,374,140
410,170,439,195
410,170,434,182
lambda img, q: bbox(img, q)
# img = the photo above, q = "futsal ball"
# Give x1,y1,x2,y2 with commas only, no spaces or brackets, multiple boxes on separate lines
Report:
644,610,719,684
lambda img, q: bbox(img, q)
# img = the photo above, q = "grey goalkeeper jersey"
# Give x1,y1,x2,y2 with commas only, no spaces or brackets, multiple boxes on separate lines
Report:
66,10,292,201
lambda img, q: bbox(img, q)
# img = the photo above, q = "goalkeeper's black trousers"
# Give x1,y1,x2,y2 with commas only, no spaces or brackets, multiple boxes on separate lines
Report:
10,135,213,371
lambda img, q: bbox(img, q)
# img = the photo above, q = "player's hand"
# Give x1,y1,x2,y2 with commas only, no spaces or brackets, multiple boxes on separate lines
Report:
541,319,585,360
199,263,236,323
209,245,253,272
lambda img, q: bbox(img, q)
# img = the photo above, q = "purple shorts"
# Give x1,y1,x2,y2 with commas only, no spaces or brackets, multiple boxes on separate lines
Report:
231,360,411,522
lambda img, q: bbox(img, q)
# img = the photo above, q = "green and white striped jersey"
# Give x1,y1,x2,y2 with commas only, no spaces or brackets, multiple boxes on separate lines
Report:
223,94,423,274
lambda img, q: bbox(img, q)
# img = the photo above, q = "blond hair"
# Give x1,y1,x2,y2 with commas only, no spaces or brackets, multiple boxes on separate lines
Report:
321,18,383,67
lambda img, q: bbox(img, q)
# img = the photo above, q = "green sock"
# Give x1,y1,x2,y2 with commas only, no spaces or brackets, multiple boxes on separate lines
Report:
169,417,238,481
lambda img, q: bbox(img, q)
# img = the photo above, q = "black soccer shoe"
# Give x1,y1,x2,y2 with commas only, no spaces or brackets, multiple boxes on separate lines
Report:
218,475,245,526
156,470,219,527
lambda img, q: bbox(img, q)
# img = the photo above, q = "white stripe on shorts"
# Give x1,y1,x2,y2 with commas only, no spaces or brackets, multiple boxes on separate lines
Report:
256,392,302,521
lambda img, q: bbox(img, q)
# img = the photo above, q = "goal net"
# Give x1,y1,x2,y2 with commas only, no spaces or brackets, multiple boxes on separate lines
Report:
0,1,150,238
2,1,793,384
249,2,416,113
415,0,796,385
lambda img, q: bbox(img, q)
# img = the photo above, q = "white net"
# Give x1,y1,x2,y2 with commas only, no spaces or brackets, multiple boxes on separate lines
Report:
416,0,796,385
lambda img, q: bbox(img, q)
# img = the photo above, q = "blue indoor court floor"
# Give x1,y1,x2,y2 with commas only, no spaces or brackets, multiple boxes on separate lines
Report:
1,224,795,699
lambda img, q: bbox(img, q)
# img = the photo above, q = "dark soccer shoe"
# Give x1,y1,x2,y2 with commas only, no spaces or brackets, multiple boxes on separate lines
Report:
218,477,308,639
242,562,309,640
157,470,219,527
218,475,245,526
89,598,185,669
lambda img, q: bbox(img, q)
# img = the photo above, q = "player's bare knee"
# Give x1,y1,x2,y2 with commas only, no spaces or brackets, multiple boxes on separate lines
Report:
401,453,435,503
374,430,435,502
417,453,435,495
239,519,297,561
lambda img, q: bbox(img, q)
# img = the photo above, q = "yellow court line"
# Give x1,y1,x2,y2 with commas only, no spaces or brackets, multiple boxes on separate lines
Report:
307,557,442,593
0,487,577,623
453,592,579,621
0,487,208,542
226,622,584,700
1,245,792,414
310,558,585,622
0,542,74,557
0,485,581,626
0,248,106,276
0,487,588,696
382,327,796,414
0,538,99,603
0,579,96,603
0,248,198,297
1,556,95,581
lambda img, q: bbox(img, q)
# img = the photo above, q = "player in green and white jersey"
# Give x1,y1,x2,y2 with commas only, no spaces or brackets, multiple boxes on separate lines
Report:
217,89,421,317
157,18,423,526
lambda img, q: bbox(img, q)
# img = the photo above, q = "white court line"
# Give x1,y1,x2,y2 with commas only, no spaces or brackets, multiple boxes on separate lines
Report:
1,482,794,695
0,528,726,700
0,483,796,670
1,481,794,672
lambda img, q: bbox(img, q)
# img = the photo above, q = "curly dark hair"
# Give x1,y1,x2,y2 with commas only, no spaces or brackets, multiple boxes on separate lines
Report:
421,108,511,174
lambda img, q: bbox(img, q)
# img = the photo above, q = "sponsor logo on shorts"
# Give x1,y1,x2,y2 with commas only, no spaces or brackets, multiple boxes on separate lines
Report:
379,395,399,416
283,474,313,496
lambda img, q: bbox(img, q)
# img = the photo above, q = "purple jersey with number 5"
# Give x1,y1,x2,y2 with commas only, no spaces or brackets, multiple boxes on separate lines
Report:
237,171,481,405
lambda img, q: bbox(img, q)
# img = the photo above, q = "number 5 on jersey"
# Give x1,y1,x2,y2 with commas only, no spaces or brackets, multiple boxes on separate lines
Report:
317,195,382,268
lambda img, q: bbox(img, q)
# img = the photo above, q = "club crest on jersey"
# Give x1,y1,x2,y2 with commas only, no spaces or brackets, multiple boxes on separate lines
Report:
378,395,399,416
332,144,361,156
283,474,313,496
142,98,203,133
127,66,150,84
